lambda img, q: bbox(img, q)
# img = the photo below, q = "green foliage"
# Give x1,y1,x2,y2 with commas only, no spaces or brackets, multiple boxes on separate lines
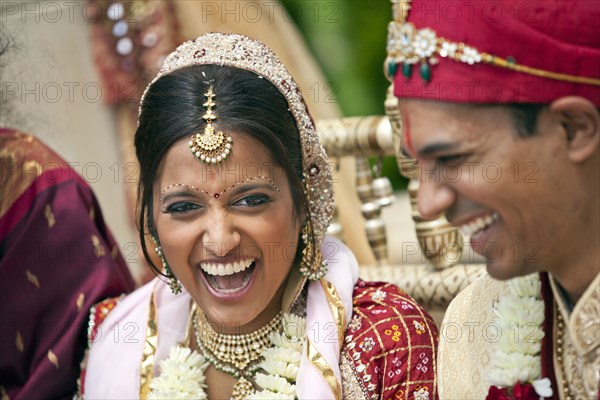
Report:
280,0,407,189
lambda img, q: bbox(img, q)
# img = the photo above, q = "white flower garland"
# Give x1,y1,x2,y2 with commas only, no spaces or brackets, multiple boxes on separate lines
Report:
147,313,306,400
486,274,553,398
148,345,209,399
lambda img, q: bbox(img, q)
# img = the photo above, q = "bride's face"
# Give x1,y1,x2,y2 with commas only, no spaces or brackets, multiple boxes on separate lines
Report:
153,133,301,330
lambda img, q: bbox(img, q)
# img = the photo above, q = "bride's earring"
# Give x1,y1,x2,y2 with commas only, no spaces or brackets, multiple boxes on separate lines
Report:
152,238,182,294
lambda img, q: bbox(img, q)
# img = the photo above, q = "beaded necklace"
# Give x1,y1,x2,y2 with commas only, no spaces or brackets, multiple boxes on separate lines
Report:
192,309,283,399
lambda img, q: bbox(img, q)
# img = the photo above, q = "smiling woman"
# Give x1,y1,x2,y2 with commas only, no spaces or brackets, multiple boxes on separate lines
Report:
80,33,438,400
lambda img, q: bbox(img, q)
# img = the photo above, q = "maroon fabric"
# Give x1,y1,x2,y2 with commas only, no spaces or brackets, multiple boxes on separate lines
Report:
539,272,559,400
393,0,600,105
343,280,439,399
0,129,135,399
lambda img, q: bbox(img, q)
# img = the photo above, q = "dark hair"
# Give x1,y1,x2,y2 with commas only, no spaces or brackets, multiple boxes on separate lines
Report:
135,65,306,276
506,103,546,137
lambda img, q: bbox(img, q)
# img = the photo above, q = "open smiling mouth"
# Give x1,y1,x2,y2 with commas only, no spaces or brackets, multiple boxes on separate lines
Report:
200,258,257,294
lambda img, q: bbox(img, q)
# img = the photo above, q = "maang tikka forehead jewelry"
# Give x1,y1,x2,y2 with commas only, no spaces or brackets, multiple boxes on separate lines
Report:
189,85,233,164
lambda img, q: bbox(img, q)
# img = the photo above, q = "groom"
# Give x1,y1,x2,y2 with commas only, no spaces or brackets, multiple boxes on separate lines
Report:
386,0,599,398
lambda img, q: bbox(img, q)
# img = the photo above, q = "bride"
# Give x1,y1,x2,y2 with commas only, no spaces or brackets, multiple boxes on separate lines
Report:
81,33,438,399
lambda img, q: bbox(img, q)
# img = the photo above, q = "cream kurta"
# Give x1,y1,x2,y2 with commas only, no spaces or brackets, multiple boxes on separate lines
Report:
437,272,600,399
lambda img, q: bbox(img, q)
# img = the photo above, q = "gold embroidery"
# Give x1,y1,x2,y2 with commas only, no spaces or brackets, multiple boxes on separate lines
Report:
551,273,600,399
574,274,600,349
26,270,40,289
15,331,24,352
111,245,118,260
44,204,55,228
47,349,59,368
307,339,342,400
23,160,42,176
320,279,346,345
139,290,158,399
76,293,85,312
91,235,106,257
0,132,62,219
340,353,368,400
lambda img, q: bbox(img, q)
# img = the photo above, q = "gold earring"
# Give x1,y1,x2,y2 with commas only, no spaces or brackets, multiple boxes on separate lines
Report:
299,223,328,281
152,238,182,294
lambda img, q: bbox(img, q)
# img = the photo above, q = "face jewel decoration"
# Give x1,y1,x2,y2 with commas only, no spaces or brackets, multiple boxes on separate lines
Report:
189,85,233,164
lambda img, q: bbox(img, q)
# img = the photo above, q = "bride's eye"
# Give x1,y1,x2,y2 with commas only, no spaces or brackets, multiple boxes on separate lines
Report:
165,201,202,214
234,194,271,208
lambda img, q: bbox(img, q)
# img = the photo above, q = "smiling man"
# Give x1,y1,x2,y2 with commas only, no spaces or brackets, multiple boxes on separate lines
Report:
386,0,599,398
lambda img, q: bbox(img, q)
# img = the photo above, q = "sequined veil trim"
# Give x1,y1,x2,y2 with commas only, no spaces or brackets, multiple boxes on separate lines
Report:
307,339,343,400
139,286,158,399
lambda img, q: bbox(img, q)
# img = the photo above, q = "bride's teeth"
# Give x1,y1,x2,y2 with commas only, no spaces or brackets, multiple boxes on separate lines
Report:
225,263,233,275
201,259,254,276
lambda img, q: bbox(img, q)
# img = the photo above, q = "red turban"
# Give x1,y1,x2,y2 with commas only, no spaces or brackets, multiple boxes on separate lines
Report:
389,0,600,105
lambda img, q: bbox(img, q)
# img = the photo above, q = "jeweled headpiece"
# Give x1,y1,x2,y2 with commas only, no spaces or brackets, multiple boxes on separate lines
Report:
139,33,334,280
387,0,600,105
188,85,233,164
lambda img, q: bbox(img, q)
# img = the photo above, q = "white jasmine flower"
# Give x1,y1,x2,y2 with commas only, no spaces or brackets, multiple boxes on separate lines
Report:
148,345,208,399
255,373,296,396
532,378,554,398
271,331,304,352
487,351,541,386
282,313,306,339
508,274,541,298
261,347,302,364
493,297,545,328
259,359,299,380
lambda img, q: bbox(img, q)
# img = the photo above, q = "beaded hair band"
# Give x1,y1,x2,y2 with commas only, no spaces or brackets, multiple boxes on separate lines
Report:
385,0,600,85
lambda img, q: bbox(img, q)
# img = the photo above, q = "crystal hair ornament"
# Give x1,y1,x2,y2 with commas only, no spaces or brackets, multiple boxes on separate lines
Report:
189,85,233,164
385,0,600,85
139,33,334,281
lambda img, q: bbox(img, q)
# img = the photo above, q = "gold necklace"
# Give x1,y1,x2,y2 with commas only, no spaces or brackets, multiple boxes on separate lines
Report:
192,309,283,400
555,307,573,400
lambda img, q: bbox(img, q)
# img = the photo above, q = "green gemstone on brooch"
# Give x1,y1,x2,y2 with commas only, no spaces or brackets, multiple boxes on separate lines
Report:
420,62,431,82
387,60,397,77
402,63,413,79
